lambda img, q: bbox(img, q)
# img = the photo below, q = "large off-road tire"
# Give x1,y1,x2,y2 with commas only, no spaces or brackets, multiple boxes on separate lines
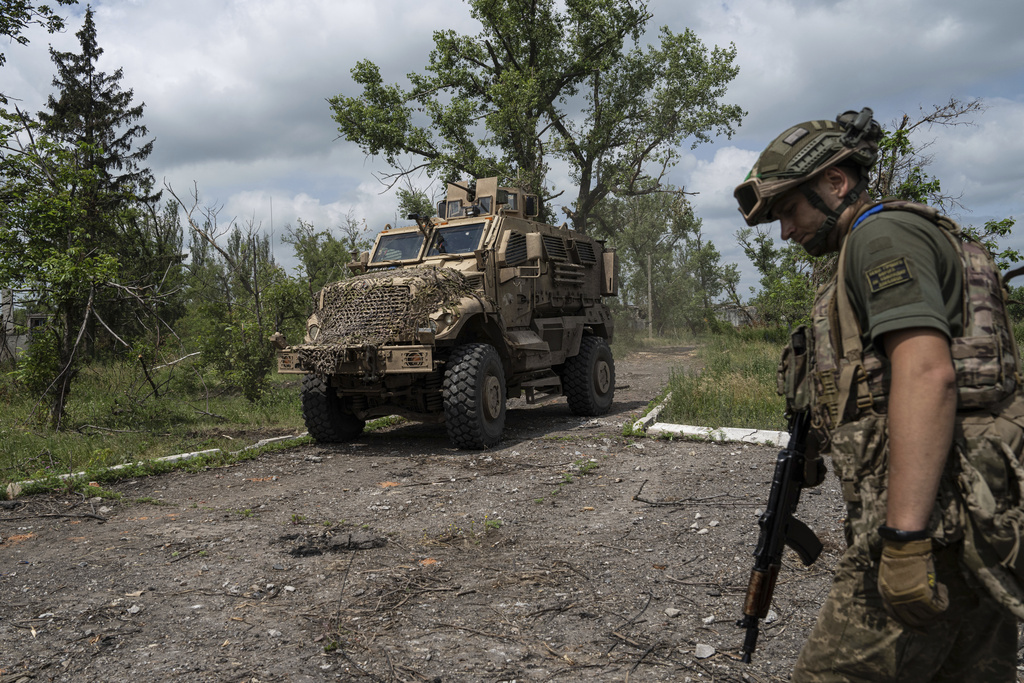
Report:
443,343,506,449
563,336,615,416
301,374,365,442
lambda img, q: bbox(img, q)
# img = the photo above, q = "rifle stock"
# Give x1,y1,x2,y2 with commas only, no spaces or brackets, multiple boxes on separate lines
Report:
737,409,822,663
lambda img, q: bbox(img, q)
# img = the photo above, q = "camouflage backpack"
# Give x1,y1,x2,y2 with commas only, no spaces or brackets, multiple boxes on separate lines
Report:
778,200,1024,617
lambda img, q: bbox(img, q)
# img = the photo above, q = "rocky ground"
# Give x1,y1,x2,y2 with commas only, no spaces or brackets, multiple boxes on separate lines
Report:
1,346,1021,682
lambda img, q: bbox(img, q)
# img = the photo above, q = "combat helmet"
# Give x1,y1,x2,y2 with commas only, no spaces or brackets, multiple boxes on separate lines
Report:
734,108,881,253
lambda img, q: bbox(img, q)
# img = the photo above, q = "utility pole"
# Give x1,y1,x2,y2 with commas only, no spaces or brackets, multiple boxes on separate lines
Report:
647,254,653,339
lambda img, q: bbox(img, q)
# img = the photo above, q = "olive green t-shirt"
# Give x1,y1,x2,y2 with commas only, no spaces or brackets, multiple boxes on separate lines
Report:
843,209,962,355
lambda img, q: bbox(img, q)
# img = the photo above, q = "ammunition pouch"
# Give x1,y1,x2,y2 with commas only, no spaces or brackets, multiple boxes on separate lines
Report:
777,325,813,413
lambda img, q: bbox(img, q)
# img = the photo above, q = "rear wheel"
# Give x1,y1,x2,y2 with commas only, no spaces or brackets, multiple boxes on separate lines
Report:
443,343,506,449
301,374,365,442
563,336,615,416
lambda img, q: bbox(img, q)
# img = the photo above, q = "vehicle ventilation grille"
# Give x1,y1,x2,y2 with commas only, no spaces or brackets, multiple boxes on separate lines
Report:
543,234,568,261
504,233,528,266
553,263,585,286
575,241,597,264
464,274,484,289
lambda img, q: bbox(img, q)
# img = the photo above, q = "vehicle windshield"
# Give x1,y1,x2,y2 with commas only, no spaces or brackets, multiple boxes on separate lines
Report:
427,223,486,256
371,231,424,263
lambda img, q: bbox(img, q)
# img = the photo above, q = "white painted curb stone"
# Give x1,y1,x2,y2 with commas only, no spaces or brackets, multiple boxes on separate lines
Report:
5,434,307,500
631,392,788,447
645,423,788,446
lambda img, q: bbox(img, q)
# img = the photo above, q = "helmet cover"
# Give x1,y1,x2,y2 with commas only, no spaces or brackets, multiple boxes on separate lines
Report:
735,109,880,226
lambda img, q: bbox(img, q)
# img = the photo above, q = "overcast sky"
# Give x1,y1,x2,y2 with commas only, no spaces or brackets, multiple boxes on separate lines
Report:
2,0,1023,294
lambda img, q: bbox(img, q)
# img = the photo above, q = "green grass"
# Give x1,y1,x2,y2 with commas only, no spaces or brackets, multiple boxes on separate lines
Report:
609,323,698,361
0,360,307,490
660,331,787,432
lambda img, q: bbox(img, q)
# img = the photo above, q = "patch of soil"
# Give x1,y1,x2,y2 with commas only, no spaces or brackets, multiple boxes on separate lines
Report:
1,346,1020,682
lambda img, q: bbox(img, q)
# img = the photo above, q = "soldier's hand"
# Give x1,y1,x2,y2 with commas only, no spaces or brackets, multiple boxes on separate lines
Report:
877,537,949,630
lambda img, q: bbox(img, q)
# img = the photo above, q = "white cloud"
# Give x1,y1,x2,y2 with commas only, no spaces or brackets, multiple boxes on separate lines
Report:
929,98,1024,224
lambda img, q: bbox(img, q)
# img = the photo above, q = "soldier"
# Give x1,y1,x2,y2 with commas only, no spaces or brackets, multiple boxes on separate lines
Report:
734,108,1021,681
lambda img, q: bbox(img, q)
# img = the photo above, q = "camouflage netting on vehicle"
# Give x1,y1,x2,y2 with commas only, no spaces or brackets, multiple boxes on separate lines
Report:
296,267,481,376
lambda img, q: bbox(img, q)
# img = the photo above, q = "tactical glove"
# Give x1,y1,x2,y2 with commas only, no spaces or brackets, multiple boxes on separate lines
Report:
877,537,949,630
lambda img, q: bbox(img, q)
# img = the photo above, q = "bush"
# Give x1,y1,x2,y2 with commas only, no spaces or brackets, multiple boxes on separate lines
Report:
11,327,62,397
662,333,786,431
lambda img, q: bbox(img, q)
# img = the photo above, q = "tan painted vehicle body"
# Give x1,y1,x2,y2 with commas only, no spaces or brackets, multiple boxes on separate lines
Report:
275,178,618,448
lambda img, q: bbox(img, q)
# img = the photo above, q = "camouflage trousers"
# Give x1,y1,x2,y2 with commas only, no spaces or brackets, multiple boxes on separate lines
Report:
792,542,1017,682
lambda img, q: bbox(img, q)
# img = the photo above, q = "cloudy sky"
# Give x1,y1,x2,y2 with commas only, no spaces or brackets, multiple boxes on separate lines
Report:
2,0,1023,294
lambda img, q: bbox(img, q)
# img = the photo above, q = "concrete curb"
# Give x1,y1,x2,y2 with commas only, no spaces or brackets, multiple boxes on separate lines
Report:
632,393,788,447
645,423,788,446
5,433,307,500
631,392,671,434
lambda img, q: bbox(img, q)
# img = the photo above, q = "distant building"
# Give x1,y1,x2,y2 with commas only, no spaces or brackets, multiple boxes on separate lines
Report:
716,304,758,328
26,313,48,333
0,289,45,361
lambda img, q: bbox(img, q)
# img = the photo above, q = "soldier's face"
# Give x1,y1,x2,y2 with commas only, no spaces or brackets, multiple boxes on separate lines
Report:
772,168,856,255
773,189,825,250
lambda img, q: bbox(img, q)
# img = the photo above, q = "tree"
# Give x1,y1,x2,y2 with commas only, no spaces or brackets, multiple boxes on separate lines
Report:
38,4,158,359
963,217,1020,271
0,0,77,76
737,226,817,328
397,187,435,221
39,5,156,218
598,189,737,334
329,0,742,233
0,7,160,427
871,97,984,211
553,26,742,235
170,185,309,402
0,117,117,426
283,214,372,306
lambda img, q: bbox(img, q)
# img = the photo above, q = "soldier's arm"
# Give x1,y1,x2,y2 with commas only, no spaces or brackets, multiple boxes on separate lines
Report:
882,328,957,532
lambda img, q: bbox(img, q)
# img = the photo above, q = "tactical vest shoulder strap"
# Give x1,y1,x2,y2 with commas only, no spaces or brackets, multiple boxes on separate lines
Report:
834,234,873,419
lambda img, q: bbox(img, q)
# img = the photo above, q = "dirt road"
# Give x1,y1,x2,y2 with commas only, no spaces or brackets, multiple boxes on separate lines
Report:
0,347,1006,682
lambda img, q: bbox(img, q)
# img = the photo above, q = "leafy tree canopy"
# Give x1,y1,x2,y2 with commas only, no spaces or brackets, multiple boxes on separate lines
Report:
0,0,77,72
329,0,742,234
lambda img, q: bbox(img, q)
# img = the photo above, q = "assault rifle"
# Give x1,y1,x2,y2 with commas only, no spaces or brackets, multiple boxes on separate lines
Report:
737,409,823,662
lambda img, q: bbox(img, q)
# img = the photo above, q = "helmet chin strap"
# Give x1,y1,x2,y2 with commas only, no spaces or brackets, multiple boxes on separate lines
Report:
799,177,868,254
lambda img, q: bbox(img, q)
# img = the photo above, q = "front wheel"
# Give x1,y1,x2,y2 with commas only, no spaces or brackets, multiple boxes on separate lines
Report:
562,336,615,416
443,343,506,449
301,374,366,442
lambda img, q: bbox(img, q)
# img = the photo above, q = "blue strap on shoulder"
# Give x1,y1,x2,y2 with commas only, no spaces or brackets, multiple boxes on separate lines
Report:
852,204,885,231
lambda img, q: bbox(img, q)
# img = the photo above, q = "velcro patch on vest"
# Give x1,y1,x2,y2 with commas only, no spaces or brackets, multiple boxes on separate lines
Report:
866,257,913,293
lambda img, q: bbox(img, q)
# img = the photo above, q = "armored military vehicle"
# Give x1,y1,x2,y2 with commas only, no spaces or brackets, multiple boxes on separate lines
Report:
274,177,618,449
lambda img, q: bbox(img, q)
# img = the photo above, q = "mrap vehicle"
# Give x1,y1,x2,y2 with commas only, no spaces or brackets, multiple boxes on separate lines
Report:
274,177,618,449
